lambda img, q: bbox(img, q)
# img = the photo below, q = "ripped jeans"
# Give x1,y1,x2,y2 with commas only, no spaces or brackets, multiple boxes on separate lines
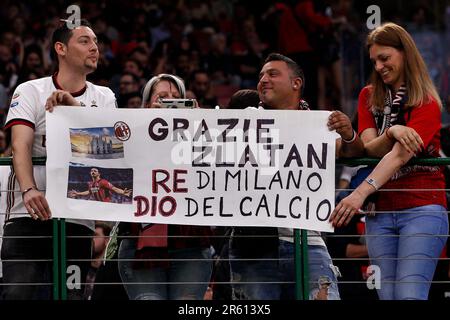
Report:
229,239,340,300
118,239,212,300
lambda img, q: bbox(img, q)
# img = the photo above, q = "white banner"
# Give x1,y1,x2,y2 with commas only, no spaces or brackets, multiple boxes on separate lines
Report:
46,107,337,232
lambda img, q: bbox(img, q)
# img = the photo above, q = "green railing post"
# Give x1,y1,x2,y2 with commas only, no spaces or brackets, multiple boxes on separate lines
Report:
300,229,309,299
294,229,309,300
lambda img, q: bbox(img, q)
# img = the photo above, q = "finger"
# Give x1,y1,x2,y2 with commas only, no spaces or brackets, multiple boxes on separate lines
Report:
45,97,54,111
28,199,46,220
332,207,347,227
400,138,413,153
404,136,418,153
413,133,424,149
335,208,349,227
36,197,51,219
405,134,420,152
57,92,64,104
343,210,355,226
329,203,342,222
50,93,58,108
24,203,38,220
41,200,52,219
30,195,51,220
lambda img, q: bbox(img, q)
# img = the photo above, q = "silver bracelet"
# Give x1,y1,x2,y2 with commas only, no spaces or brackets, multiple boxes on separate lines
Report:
365,178,379,191
342,130,357,143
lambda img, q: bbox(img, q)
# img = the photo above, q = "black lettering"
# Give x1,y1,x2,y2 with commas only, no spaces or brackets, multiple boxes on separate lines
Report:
148,118,168,141
203,197,214,217
284,144,303,167
257,119,274,143
254,169,266,190
238,145,258,167
289,196,302,218
172,118,189,141
307,143,327,169
274,194,286,218
216,145,234,167
268,171,283,190
225,170,241,191
306,197,310,219
255,194,270,217
185,198,198,217
316,199,331,221
243,119,250,142
192,146,212,167
197,170,210,189
307,172,322,192
217,118,238,142
219,196,233,217
240,197,252,216
287,170,302,190
193,119,212,142
263,144,284,166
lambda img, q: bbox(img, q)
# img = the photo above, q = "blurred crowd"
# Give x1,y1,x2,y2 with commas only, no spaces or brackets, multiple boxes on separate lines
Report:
1,0,449,129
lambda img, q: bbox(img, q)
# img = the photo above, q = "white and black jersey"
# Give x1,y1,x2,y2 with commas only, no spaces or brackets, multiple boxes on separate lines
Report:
3,74,116,227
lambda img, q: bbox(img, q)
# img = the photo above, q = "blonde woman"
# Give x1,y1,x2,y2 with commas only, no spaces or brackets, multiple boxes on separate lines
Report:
330,23,448,300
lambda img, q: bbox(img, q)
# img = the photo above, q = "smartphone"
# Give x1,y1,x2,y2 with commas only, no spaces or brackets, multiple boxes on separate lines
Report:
160,99,196,108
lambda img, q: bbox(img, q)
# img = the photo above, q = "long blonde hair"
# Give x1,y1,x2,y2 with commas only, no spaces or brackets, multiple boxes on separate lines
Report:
366,22,441,111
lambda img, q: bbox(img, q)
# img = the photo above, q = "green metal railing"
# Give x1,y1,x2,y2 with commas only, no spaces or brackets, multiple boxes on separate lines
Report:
2,156,448,300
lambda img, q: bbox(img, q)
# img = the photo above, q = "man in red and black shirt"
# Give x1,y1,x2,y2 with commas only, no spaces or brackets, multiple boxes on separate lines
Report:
69,167,132,202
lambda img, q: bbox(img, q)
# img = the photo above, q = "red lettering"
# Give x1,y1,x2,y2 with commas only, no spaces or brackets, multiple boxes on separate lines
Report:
134,196,149,216
159,196,176,216
173,169,188,193
152,169,171,193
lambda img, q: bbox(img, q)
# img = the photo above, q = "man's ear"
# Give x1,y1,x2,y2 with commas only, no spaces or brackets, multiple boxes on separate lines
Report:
292,78,302,91
54,42,66,57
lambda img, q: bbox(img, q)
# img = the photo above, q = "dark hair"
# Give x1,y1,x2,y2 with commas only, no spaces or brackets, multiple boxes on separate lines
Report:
23,44,44,66
95,221,113,236
228,89,260,110
51,19,92,61
121,72,140,84
264,53,305,91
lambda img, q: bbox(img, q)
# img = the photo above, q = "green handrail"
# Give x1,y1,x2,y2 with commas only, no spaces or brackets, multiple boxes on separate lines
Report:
0,157,46,166
2,156,448,167
337,157,450,166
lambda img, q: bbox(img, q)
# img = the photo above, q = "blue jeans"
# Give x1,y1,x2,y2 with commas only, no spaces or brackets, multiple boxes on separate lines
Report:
229,239,340,300
118,238,212,300
365,205,449,300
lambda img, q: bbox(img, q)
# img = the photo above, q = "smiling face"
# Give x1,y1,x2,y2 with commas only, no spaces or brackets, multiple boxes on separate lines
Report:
257,60,301,110
369,43,405,91
63,26,99,74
